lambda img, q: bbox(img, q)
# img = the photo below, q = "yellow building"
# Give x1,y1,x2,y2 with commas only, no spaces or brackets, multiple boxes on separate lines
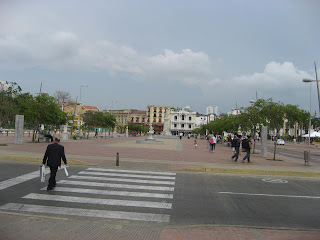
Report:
146,105,171,134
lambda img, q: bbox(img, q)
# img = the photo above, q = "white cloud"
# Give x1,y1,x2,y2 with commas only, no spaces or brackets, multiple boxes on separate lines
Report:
233,61,313,91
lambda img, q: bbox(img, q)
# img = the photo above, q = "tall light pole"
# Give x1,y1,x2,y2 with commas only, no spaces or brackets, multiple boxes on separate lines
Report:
303,62,320,115
302,62,319,147
78,85,88,132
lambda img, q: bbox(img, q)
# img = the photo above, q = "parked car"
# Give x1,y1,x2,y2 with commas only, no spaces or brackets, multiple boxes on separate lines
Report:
276,139,285,145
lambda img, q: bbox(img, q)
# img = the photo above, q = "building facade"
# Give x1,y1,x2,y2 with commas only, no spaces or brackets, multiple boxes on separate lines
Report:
170,106,196,135
146,106,171,134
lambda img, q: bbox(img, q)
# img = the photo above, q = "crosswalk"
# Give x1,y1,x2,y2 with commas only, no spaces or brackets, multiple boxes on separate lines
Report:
0,168,176,223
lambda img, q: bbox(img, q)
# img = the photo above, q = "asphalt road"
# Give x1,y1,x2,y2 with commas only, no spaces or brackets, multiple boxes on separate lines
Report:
0,161,319,230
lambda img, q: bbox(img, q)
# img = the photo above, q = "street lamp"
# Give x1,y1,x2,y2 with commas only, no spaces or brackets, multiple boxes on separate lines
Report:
302,80,312,147
302,62,319,147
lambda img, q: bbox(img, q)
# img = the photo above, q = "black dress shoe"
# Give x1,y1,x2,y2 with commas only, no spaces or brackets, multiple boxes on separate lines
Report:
47,187,54,190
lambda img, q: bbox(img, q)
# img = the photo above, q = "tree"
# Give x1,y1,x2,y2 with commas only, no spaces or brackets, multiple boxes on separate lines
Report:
54,90,71,107
0,82,22,127
241,99,269,153
263,100,285,160
83,111,116,138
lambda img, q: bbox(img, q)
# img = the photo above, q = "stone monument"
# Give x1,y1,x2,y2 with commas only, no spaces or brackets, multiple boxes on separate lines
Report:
14,115,24,144
125,126,129,137
162,111,172,136
136,123,163,144
61,124,68,141
147,123,154,139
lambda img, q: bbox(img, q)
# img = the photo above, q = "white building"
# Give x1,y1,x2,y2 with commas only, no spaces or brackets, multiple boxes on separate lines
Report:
195,115,210,128
206,106,214,115
215,106,219,115
170,106,197,135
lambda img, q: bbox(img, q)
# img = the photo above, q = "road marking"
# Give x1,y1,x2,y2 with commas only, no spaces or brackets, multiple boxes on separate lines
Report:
219,192,320,199
86,168,176,176
262,178,288,183
0,203,170,222
0,170,40,190
69,175,175,185
79,171,176,180
58,180,174,191
40,187,174,199
23,193,172,209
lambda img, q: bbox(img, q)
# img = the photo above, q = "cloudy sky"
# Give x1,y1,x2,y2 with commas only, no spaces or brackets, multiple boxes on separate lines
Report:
1,0,319,114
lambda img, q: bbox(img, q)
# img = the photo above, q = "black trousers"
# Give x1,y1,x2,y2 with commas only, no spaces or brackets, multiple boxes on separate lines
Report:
232,147,240,161
242,148,251,162
48,166,58,188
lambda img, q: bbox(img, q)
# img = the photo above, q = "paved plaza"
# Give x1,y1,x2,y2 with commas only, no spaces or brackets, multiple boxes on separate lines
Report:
0,134,320,240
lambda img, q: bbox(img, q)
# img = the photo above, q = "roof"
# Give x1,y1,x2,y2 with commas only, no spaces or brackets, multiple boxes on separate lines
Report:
132,110,146,115
83,106,100,111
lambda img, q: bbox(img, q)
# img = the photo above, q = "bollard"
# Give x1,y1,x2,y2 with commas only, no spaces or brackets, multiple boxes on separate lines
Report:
116,152,119,166
304,151,310,166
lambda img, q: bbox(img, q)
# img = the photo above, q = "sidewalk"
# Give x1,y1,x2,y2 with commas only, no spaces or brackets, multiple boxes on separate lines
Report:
1,135,320,177
1,135,320,240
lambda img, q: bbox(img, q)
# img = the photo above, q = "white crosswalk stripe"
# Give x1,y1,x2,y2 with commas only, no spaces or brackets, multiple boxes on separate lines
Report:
41,186,174,199
79,171,176,180
0,168,176,223
58,180,175,191
69,175,175,185
86,168,176,176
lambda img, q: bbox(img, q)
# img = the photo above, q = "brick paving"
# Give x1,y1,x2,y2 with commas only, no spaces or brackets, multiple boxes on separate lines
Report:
1,134,320,239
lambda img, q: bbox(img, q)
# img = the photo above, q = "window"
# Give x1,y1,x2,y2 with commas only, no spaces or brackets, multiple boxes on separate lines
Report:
182,115,185,120
153,118,156,122
181,124,185,128
153,114,157,117
174,124,177,128
142,118,145,122
174,116,177,120
189,116,192,121
136,117,139,122
189,124,192,128
131,117,134,122
159,118,162,122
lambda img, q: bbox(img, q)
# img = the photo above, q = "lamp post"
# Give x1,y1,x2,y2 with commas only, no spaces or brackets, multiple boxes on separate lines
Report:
78,85,88,132
302,80,312,147
302,62,319,147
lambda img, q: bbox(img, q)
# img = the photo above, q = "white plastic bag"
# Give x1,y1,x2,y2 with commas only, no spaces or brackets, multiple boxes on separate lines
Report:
40,165,46,182
63,165,69,176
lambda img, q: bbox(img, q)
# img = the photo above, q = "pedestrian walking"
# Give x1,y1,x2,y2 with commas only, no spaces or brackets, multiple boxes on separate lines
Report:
94,129,98,138
209,133,214,152
0,126,3,135
179,132,183,140
194,139,198,150
42,137,67,190
212,135,217,152
242,136,252,163
231,135,241,162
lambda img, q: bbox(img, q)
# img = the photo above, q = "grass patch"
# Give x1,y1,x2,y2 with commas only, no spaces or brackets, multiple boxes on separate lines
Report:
0,144,8,146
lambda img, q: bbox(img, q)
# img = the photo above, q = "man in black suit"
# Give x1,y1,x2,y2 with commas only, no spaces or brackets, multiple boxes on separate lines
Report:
43,137,67,190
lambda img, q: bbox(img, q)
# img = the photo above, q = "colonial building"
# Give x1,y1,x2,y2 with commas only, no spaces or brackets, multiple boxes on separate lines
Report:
146,105,171,134
109,109,133,128
170,106,196,135
130,110,147,124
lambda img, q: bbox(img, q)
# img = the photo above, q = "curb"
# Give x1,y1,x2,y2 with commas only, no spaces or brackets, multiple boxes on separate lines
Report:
180,167,320,178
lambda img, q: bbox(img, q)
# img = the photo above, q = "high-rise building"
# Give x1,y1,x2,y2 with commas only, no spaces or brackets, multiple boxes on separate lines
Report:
215,106,219,115
206,106,214,115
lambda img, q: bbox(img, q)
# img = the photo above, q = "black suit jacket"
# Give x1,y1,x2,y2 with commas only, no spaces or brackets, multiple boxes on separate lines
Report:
43,143,67,167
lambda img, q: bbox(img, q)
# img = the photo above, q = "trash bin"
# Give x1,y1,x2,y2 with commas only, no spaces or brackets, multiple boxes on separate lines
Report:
304,151,310,166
